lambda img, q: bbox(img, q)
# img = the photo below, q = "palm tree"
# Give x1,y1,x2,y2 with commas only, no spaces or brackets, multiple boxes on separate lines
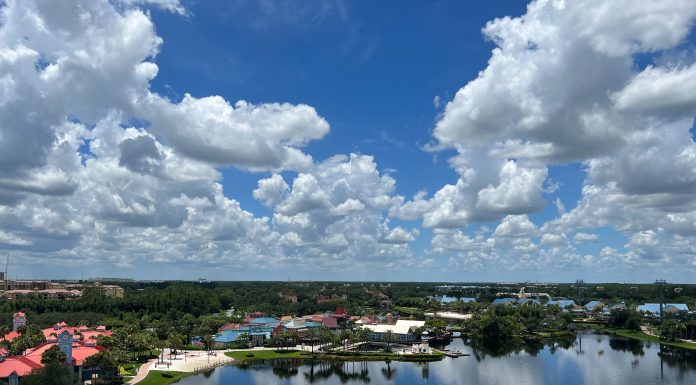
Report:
358,328,369,353
306,328,317,355
317,327,332,352
276,330,288,351
349,330,360,352
0,325,9,341
384,330,394,350
236,332,250,348
83,351,118,384
339,329,352,352
204,334,214,352
167,333,184,360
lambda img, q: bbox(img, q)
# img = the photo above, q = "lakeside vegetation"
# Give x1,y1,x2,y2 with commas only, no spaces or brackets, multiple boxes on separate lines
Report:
225,349,310,362
225,349,444,363
464,302,578,342
582,323,696,350
136,371,190,385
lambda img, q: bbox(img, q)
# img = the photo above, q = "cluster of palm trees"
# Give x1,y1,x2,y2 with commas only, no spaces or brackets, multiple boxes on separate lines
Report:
298,327,374,354
96,326,160,360
248,326,379,354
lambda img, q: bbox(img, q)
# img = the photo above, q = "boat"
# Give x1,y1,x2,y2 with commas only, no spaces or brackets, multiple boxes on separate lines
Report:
441,349,469,358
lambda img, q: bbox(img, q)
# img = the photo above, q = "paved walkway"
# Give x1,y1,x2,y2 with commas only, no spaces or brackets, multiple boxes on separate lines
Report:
124,344,362,384
125,358,157,384
152,349,234,372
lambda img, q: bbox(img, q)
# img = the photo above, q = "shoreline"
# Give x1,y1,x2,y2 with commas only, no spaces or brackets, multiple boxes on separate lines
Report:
578,324,696,351
224,348,445,363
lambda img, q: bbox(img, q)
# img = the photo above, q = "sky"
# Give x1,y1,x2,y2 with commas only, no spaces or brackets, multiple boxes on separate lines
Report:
1,0,696,282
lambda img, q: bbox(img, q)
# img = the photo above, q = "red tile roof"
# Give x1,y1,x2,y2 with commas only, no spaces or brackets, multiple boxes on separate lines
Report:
24,342,105,367
2,331,20,342
43,326,111,342
321,316,339,329
3,324,110,344
0,356,41,377
218,323,240,332
70,345,106,366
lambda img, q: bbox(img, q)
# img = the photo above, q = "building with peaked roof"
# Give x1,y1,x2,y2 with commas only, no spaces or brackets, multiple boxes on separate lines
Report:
0,355,42,385
440,295,457,304
218,323,241,332
546,299,577,309
517,298,541,306
214,317,280,347
361,320,425,343
584,301,605,310
492,298,517,306
637,303,689,314
248,317,280,327
0,328,109,384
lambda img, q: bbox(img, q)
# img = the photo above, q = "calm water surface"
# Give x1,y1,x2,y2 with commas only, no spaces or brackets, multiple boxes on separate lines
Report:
178,334,696,385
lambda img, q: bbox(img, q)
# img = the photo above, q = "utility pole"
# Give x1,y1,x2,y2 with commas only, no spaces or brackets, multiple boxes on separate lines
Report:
576,279,585,304
4,253,9,292
656,279,666,323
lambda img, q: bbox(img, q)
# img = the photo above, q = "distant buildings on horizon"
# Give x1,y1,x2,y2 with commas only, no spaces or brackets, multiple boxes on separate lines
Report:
0,280,124,300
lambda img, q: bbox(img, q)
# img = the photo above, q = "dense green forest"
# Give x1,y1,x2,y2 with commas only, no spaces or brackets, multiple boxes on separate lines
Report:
2,281,695,333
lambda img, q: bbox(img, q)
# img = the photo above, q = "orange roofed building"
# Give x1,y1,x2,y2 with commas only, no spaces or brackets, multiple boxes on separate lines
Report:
0,313,111,384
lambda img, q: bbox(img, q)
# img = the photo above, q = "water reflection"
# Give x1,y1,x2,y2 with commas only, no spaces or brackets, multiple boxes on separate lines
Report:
312,360,371,383
468,336,564,359
608,337,645,356
177,335,696,385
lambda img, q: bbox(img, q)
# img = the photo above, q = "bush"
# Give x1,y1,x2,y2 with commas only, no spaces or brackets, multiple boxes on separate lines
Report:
245,353,255,357
624,317,641,332
161,372,174,378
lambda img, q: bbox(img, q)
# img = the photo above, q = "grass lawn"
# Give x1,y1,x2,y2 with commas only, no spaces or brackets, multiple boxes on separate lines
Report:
580,323,696,350
135,371,190,385
225,349,310,362
120,362,143,376
392,306,423,315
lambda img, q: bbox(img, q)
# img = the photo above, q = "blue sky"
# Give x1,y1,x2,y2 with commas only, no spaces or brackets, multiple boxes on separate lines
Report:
2,0,696,282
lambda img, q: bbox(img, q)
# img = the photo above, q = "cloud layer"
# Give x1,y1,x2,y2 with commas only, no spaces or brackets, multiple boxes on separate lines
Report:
1,0,696,280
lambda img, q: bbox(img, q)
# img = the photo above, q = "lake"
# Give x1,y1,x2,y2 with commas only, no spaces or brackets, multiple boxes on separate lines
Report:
176,333,696,385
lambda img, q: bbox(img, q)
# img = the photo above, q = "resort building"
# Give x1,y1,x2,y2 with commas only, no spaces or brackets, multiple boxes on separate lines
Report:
98,284,125,298
0,315,112,384
491,298,517,306
0,281,123,300
636,303,690,320
214,316,280,347
427,295,476,306
361,320,426,343
546,299,577,308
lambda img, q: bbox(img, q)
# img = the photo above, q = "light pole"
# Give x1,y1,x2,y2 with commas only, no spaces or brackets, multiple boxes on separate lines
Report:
656,279,666,323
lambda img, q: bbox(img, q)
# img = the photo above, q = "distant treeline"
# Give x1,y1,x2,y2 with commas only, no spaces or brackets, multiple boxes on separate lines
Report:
1,281,694,331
